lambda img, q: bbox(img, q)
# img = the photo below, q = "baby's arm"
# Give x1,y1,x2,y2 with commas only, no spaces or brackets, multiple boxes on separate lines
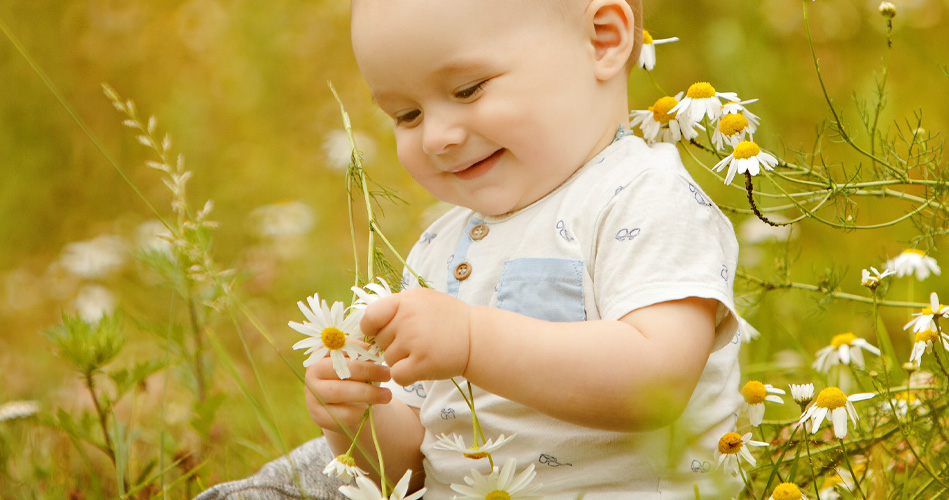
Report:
304,356,425,489
361,288,716,433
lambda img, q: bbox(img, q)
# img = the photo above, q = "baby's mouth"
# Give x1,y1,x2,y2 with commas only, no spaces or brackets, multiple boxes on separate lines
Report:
453,149,504,180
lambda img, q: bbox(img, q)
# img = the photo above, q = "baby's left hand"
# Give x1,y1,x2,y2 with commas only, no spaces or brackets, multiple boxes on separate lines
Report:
360,287,473,386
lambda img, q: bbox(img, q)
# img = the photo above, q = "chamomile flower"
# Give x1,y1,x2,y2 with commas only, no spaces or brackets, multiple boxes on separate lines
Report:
289,294,374,378
637,30,678,71
722,99,761,130
352,277,395,308
712,112,754,150
909,326,949,367
323,454,368,483
886,249,941,281
903,292,949,334
629,93,703,144
450,458,543,500
861,266,894,291
432,433,515,460
737,316,761,344
789,383,815,410
716,432,768,474
0,400,40,422
799,387,874,439
883,391,923,419
741,381,785,427
339,469,424,500
812,332,881,372
712,140,778,186
670,82,739,123
769,482,809,500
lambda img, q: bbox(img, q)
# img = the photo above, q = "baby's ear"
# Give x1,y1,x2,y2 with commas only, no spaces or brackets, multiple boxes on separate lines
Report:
586,0,639,81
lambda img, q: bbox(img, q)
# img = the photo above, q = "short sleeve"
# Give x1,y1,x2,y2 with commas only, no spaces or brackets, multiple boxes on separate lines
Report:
591,164,740,351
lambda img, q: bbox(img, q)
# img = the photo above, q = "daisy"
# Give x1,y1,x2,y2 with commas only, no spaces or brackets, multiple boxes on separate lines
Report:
712,140,778,186
885,249,941,281
860,266,894,291
737,315,761,344
288,293,375,378
741,381,785,427
324,454,368,483
670,82,739,123
812,332,881,372
716,432,768,475
352,277,395,308
338,470,424,500
712,112,754,150
789,383,815,411
637,30,678,71
799,387,874,438
769,482,810,500
882,391,923,419
0,400,40,422
905,292,949,335
722,99,761,130
450,458,543,500
432,433,515,460
909,326,949,367
629,93,703,144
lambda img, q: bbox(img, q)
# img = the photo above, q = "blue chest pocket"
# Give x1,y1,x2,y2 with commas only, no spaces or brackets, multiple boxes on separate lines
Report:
496,258,586,322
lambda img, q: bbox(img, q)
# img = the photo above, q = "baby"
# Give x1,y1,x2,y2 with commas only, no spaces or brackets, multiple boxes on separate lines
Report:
305,0,744,498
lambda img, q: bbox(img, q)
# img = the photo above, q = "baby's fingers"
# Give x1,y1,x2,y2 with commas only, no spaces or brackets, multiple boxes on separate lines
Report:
307,356,391,383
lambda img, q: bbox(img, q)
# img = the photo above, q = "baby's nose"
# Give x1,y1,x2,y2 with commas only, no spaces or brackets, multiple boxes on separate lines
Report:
421,111,466,155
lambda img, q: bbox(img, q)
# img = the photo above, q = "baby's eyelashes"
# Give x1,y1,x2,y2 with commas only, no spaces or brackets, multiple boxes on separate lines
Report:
395,109,422,127
453,80,488,101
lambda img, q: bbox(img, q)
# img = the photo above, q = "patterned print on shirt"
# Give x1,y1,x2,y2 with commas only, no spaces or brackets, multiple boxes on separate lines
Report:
689,183,713,207
403,383,427,398
721,265,729,281
539,454,573,467
615,228,641,241
556,220,574,242
420,232,437,244
690,459,712,473
440,408,456,420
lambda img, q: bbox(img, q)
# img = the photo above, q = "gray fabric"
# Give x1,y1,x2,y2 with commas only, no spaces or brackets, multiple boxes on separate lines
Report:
195,437,348,500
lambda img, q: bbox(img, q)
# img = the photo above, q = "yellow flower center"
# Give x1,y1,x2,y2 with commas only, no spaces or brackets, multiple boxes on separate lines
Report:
485,491,511,500
321,327,347,350
732,141,760,160
642,29,654,44
741,381,767,405
337,454,357,467
816,387,848,410
649,96,679,124
464,446,489,460
686,82,716,99
718,113,749,136
717,432,743,455
915,328,938,343
830,332,858,348
771,482,803,500
921,305,945,316
903,248,926,257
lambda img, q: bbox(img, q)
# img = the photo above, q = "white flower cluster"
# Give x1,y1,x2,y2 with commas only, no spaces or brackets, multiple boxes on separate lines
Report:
629,77,775,186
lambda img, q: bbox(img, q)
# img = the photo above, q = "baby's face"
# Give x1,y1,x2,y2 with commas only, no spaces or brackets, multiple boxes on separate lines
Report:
352,0,618,216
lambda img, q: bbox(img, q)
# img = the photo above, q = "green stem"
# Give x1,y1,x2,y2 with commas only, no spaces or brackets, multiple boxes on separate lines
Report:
838,439,868,500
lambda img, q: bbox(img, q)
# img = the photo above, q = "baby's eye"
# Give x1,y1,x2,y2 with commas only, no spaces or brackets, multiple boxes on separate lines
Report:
454,80,488,101
395,109,421,127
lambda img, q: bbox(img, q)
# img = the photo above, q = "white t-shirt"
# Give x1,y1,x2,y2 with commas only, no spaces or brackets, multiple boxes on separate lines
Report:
390,135,744,499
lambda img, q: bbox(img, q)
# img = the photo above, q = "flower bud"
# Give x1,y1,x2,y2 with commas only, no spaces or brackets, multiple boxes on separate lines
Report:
879,2,897,19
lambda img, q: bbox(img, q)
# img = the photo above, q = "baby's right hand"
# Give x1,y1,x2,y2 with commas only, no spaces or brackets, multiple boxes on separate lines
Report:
304,356,393,433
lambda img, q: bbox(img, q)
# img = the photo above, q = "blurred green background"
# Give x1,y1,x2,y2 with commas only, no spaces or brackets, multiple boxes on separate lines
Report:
0,0,947,495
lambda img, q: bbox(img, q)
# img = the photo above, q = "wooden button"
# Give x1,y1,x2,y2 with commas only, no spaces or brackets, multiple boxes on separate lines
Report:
453,262,472,280
469,224,489,241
